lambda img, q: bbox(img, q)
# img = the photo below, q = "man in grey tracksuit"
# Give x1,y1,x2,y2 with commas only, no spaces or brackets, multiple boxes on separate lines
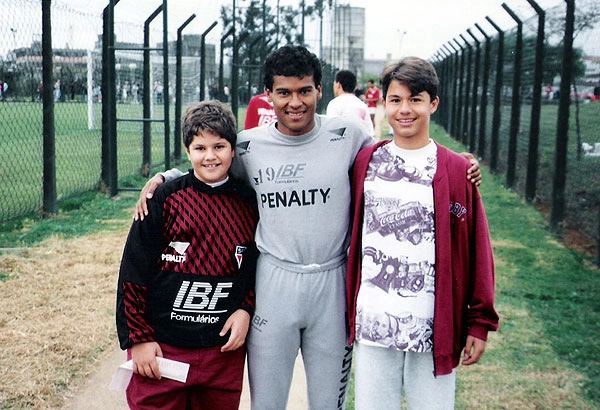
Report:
236,46,375,410
237,106,371,410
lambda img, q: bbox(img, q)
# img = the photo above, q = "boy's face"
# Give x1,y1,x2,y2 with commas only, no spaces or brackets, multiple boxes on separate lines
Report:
267,74,322,136
185,131,234,184
383,80,439,150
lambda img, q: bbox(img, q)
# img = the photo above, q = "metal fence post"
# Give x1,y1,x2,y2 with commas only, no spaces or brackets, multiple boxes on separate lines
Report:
42,0,57,217
142,5,163,177
162,0,170,171
525,0,546,203
200,21,218,101
219,28,234,103
107,0,118,197
232,0,239,121
459,34,472,146
475,23,491,162
448,42,460,140
550,0,575,231
453,38,466,142
486,16,504,174
174,14,197,163
467,28,481,154
502,3,523,189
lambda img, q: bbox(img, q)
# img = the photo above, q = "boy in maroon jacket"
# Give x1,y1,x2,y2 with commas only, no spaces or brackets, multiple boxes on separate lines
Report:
346,57,499,410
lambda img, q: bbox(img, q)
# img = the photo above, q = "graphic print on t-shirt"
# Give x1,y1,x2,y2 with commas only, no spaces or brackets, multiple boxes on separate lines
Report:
356,142,438,353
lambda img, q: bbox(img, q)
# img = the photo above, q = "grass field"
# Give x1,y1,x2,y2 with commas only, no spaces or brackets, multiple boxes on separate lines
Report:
0,124,598,409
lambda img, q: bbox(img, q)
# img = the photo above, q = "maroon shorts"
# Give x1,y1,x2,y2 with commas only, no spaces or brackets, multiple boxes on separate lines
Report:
126,343,246,410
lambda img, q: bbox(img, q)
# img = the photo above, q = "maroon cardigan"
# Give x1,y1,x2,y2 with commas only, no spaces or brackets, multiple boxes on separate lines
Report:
346,140,499,376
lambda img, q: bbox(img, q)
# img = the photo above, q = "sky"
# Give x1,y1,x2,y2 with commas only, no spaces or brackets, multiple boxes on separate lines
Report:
347,0,564,59
1,0,569,60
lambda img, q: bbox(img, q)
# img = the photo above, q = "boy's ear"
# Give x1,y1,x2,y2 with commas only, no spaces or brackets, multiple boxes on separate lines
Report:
430,96,440,114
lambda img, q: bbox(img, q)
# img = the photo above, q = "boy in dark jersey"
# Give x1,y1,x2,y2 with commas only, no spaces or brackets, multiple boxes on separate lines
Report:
116,100,259,410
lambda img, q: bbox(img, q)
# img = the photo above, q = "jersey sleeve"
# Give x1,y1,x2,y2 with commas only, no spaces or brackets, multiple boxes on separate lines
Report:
236,242,259,316
116,194,165,349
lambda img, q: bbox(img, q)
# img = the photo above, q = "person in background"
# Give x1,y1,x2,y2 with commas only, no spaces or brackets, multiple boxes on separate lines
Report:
54,79,62,102
327,70,375,139
346,57,499,410
365,79,381,127
244,91,277,129
117,100,259,410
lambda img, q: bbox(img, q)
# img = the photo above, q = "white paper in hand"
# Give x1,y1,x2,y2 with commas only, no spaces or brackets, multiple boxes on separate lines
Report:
110,357,190,390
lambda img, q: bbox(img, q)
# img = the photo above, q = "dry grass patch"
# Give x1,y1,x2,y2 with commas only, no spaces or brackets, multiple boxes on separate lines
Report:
0,229,128,409
453,303,595,409
457,364,592,410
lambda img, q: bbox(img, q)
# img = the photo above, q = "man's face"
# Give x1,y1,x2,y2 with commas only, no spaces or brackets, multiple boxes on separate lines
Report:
266,75,322,136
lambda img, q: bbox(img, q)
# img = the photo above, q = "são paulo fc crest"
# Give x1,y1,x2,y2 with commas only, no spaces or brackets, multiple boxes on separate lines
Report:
235,246,247,269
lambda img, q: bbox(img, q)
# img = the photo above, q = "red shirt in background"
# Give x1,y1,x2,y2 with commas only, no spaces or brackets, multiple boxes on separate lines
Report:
244,93,277,129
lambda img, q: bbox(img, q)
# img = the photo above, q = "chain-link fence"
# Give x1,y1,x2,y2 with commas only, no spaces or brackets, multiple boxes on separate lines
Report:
0,0,218,222
0,0,104,222
433,1,600,264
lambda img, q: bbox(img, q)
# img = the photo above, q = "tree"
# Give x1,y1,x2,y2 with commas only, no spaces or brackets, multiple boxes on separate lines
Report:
219,0,328,100
546,0,600,39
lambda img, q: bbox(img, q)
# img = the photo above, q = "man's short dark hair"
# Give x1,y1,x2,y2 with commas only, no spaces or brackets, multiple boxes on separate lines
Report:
263,45,322,91
182,100,237,148
380,57,439,101
335,70,357,93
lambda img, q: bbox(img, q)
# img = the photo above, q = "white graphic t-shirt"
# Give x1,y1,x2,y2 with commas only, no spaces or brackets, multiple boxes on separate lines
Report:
356,140,437,352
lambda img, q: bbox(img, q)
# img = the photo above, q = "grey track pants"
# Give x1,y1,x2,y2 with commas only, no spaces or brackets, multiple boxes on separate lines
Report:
247,254,352,410
354,343,456,410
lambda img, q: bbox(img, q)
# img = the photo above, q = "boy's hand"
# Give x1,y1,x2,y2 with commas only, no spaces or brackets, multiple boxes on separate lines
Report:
461,152,482,186
131,342,163,379
134,174,165,221
462,335,486,366
220,309,251,352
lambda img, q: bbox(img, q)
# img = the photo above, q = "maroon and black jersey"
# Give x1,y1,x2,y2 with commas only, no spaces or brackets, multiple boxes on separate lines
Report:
116,171,259,350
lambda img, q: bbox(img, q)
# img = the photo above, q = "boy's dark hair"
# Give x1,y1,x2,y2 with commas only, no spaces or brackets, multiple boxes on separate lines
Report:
182,100,237,148
335,70,357,93
263,45,322,91
380,57,439,101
